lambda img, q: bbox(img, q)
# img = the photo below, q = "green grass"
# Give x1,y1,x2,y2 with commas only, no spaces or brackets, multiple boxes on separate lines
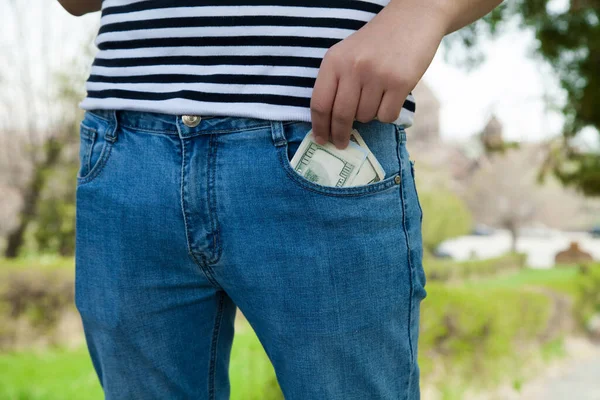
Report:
0,255,74,274
0,346,102,400
463,266,581,297
0,319,282,400
0,257,589,399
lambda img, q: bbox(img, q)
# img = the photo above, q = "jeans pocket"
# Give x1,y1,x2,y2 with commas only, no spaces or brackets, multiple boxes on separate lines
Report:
277,121,404,197
409,160,424,224
77,112,117,186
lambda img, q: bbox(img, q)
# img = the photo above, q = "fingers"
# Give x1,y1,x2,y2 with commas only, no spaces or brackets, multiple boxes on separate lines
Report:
330,76,361,149
310,57,338,146
311,47,406,149
356,83,384,123
377,89,403,123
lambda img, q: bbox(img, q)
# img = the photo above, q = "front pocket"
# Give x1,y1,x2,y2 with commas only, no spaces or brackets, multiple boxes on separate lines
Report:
276,121,405,197
78,126,96,179
409,160,424,224
76,115,116,186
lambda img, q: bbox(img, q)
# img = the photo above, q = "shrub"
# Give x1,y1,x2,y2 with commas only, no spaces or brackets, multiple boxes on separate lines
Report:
420,190,473,254
419,283,553,389
574,264,600,334
425,253,526,282
0,268,75,350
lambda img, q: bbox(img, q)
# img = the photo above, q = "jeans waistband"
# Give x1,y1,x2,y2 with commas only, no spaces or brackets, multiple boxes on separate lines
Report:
85,109,406,142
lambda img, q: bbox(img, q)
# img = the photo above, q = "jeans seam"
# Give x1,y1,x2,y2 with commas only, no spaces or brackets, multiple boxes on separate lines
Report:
77,116,119,185
208,291,225,400
205,134,222,265
81,129,95,177
409,161,424,224
76,137,114,185
179,136,222,289
398,141,415,400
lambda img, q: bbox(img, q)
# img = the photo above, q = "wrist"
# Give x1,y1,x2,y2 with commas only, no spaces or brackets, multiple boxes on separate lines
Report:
385,0,454,36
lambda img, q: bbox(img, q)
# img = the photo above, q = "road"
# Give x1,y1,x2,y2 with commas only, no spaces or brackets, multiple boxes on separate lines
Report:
538,355,600,400
517,338,600,400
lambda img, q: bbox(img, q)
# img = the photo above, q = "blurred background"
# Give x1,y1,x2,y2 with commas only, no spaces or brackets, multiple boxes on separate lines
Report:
1,1,599,399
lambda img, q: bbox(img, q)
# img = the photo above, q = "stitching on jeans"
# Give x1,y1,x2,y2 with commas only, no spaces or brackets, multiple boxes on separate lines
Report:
178,136,222,289
190,124,271,136
77,136,114,185
409,161,424,224
80,124,96,139
129,123,272,136
208,291,225,400
80,129,95,177
205,134,222,265
396,125,415,399
85,110,111,123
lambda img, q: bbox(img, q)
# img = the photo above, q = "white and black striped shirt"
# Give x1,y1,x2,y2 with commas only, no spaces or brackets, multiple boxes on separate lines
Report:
80,0,416,126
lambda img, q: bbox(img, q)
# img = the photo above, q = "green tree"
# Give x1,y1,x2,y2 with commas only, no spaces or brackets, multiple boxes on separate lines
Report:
448,1,600,195
0,0,95,257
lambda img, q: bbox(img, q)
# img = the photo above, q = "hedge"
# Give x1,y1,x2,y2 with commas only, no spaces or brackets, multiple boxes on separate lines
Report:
418,283,553,390
425,253,526,282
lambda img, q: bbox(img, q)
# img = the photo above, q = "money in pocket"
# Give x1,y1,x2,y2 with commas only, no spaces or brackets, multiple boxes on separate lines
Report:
289,129,386,188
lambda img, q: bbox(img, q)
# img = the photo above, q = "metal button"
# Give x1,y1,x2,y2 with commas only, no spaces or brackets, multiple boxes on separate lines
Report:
394,175,401,185
182,115,201,127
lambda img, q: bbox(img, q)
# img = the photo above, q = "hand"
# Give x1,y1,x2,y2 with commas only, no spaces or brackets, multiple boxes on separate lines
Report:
310,0,448,149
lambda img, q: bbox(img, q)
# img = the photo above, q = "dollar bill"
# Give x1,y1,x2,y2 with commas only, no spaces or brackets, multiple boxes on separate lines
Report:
289,129,386,188
289,130,368,187
349,129,386,184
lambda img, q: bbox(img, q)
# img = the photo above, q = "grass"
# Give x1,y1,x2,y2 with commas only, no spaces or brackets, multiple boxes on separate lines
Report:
463,266,581,297
0,255,74,274
0,318,282,400
0,346,102,400
0,256,589,399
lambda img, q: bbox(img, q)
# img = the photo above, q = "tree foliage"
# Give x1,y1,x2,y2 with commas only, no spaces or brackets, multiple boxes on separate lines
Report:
448,1,600,195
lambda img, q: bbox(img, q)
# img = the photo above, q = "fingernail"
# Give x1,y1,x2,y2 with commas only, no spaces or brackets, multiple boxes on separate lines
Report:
335,141,348,150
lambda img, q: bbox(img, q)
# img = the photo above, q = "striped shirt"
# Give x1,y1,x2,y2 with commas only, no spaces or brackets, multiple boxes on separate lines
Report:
80,0,416,127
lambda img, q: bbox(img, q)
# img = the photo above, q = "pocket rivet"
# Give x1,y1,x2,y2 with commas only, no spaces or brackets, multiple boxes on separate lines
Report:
394,175,401,184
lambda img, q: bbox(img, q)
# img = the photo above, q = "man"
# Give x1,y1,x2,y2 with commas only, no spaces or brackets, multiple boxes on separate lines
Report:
59,0,502,398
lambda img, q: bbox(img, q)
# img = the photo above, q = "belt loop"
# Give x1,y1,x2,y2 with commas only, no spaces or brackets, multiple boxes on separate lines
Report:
270,121,287,148
397,124,407,144
105,110,119,143
394,124,407,145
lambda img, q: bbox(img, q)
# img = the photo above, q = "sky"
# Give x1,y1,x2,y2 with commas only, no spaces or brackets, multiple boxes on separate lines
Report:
4,1,597,148
423,26,567,143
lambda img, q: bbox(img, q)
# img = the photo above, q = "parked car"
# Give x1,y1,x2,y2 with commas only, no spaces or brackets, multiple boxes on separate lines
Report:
470,224,495,237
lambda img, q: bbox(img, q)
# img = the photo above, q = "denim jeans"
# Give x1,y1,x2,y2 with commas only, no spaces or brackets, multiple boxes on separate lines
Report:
74,109,427,400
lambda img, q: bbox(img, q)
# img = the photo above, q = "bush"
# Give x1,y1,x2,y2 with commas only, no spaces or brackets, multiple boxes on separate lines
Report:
420,190,473,253
419,283,553,390
0,268,75,350
574,264,600,334
425,253,526,282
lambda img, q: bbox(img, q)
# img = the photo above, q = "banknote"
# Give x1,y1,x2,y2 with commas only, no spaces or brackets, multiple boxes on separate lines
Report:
289,130,368,187
349,129,386,184
289,129,386,188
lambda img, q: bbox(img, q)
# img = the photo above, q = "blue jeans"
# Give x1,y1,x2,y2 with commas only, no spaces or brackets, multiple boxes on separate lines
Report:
74,109,427,400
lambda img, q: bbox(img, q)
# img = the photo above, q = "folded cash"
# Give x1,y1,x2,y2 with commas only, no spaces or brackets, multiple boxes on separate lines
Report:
349,129,386,184
289,129,386,188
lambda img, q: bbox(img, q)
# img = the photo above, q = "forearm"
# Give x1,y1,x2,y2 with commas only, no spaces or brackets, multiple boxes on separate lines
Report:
388,0,504,35
57,0,102,16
